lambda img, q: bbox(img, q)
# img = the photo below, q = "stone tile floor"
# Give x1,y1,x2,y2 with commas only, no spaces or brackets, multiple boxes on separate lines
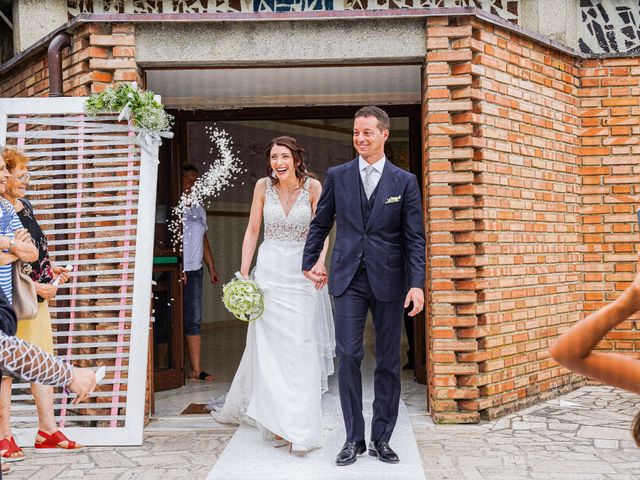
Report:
5,385,640,479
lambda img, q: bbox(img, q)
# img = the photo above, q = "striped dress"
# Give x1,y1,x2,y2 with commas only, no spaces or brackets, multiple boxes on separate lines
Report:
0,199,26,304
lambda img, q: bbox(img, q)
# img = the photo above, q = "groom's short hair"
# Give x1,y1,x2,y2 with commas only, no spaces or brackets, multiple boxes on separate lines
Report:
354,106,390,133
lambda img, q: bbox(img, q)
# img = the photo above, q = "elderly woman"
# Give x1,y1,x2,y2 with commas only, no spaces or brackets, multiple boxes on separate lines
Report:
0,148,39,462
0,147,80,461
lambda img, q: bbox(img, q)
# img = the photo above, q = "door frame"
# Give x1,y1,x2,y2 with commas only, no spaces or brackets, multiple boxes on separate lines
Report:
169,104,427,386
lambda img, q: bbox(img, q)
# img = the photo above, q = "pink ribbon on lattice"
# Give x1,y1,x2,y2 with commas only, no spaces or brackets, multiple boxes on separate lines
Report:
109,127,135,426
59,114,84,426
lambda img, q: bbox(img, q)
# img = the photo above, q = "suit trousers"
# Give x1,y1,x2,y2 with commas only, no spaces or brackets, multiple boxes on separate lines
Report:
333,264,404,443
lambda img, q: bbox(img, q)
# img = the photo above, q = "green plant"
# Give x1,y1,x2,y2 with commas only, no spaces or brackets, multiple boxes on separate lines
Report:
85,83,173,134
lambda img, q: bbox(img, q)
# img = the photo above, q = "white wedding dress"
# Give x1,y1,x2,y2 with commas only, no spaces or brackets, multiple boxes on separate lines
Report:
212,177,335,449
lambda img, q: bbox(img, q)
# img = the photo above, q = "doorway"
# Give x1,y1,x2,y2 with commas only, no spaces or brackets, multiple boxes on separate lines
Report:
151,105,426,399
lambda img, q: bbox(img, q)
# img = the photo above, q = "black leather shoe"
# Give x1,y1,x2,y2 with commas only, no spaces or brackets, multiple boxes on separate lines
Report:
335,440,366,466
368,440,400,464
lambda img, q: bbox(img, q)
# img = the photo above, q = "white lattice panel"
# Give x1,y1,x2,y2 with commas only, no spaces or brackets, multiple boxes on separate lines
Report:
0,97,158,446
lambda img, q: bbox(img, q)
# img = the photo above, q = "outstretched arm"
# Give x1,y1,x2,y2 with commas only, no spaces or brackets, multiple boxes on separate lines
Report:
0,333,97,404
550,268,640,394
303,169,336,272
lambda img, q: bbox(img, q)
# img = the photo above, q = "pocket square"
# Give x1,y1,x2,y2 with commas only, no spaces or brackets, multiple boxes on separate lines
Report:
385,195,402,204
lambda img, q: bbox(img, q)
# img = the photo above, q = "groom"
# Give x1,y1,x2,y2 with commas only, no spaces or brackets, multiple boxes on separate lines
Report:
302,106,426,466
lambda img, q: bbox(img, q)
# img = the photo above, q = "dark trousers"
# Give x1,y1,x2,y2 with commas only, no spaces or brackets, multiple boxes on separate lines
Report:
333,265,404,443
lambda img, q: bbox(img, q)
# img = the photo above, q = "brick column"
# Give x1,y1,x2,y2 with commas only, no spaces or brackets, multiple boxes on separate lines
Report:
67,22,142,95
425,16,483,424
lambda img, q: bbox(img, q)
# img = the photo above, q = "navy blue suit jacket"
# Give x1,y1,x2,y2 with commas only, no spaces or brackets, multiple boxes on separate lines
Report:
303,158,426,302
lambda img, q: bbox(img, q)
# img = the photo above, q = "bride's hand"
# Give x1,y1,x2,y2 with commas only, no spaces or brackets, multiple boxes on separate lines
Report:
240,270,250,280
311,261,326,277
310,262,328,289
303,269,324,289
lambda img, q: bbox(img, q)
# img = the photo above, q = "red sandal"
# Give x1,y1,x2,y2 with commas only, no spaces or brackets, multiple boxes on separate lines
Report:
34,430,84,453
0,437,24,462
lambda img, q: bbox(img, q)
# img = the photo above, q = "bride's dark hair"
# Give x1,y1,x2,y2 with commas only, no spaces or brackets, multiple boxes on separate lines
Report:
265,136,312,186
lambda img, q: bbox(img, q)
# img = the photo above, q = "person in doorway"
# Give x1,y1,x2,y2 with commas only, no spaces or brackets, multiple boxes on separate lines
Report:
181,163,220,382
550,260,640,447
303,106,426,466
0,147,81,459
211,136,335,455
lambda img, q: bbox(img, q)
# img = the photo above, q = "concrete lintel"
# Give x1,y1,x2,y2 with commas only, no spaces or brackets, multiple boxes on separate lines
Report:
135,18,426,68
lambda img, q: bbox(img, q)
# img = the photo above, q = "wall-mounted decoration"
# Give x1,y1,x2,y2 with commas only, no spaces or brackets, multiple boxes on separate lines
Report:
67,0,520,21
579,0,640,54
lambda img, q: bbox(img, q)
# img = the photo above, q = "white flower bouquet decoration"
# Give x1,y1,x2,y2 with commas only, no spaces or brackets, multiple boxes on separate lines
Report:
222,273,264,322
84,82,174,152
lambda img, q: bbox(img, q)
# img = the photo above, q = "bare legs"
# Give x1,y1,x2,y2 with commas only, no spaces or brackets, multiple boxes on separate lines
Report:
186,335,213,381
0,380,79,452
0,377,23,460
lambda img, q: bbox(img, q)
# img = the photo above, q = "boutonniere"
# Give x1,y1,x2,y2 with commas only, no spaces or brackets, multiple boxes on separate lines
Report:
385,195,402,204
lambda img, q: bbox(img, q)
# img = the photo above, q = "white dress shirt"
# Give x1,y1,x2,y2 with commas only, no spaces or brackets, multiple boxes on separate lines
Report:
358,155,386,195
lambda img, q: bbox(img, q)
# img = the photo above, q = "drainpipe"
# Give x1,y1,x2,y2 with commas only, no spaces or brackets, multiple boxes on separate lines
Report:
47,32,72,97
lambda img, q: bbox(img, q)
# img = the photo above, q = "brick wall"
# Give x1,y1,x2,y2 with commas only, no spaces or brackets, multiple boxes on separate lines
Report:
578,58,640,352
0,22,141,97
425,15,640,423
469,19,585,418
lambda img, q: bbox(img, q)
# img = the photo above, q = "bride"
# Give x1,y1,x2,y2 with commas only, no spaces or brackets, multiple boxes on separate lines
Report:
212,136,335,454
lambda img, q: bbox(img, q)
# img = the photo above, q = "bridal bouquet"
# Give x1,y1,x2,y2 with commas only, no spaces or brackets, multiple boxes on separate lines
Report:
222,273,264,322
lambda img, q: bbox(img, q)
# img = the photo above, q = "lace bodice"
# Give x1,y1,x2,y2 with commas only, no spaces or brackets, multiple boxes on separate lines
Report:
263,178,312,243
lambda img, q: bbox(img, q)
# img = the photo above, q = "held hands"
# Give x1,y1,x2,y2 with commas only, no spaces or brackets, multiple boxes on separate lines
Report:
404,288,424,317
68,367,97,405
304,262,327,290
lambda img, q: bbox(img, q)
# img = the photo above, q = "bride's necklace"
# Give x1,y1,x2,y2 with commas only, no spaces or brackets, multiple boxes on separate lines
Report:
276,183,301,209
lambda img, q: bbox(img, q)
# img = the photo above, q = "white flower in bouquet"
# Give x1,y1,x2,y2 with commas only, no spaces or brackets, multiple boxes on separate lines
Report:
222,274,264,322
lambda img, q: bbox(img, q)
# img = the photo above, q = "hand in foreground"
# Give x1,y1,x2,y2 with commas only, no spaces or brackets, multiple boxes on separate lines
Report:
303,269,325,289
404,288,424,317
51,265,71,285
68,367,97,405
14,228,32,243
36,283,58,301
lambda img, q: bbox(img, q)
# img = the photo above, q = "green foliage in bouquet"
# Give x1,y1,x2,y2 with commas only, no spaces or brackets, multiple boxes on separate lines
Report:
85,82,173,134
222,276,265,322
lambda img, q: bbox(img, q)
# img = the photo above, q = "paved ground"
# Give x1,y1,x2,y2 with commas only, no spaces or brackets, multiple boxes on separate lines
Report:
5,385,640,479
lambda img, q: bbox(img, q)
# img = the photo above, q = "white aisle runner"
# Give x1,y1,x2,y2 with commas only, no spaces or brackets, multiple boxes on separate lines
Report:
206,390,426,480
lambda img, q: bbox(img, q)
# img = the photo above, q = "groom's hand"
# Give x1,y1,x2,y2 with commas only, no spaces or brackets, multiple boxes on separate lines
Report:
404,288,424,317
303,269,325,289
